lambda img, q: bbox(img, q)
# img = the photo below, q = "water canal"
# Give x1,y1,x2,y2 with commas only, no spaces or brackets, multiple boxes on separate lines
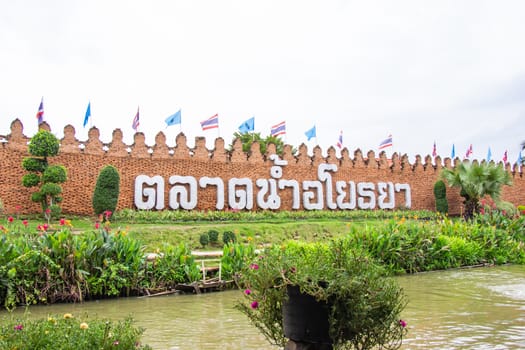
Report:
5,265,525,349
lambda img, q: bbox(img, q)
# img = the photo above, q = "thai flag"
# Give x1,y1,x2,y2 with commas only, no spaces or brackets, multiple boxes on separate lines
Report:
200,114,219,131
36,98,44,124
378,135,393,150
270,121,286,137
336,131,343,149
503,150,508,163
465,144,473,158
132,107,140,131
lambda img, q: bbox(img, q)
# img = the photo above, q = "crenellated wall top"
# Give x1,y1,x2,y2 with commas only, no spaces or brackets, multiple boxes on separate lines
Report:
1,119,522,176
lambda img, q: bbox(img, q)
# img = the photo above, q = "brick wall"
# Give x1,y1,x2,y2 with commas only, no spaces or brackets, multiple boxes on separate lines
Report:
1,119,523,216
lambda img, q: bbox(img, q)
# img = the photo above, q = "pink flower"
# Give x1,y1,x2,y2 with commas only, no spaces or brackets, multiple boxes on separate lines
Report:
250,301,259,309
250,263,259,270
8,216,13,223
14,324,23,331
59,218,65,226
104,210,112,220
95,222,100,229
43,223,49,231
244,289,251,295
399,319,407,328
22,220,28,226
45,208,51,214
113,340,119,345
15,205,22,212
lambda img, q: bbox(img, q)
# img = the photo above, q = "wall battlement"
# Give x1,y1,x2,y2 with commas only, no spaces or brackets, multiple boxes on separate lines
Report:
1,119,523,215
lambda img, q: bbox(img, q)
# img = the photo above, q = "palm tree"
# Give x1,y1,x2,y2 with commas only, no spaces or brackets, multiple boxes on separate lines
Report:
440,162,512,220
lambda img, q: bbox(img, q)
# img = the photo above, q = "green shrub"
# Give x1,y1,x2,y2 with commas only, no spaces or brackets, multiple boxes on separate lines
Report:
42,165,67,183
92,165,120,216
0,314,152,349
21,157,46,172
21,130,67,217
435,198,448,214
433,180,448,214
21,173,40,187
222,230,236,244
207,229,219,244
27,130,60,157
199,233,209,247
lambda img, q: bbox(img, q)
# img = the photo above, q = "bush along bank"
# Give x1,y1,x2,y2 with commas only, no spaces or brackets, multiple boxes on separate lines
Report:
0,209,524,310
346,212,525,273
0,314,152,350
0,219,203,310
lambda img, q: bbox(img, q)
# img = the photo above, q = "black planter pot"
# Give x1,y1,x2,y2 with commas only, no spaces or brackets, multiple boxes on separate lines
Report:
282,285,332,347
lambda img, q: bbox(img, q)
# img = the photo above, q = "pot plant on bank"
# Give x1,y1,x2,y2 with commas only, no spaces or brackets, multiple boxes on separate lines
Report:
235,239,408,350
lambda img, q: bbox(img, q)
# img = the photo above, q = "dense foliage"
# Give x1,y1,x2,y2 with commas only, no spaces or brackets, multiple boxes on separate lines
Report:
21,130,67,218
0,208,523,312
433,180,448,214
441,162,512,220
0,314,151,349
92,165,120,216
0,220,200,310
236,240,408,349
229,131,293,156
114,208,437,223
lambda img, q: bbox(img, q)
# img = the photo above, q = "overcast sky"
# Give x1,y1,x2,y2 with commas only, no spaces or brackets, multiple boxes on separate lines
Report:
1,0,524,164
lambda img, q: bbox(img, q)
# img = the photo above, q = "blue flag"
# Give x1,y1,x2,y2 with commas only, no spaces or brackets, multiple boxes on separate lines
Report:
83,102,91,128
305,125,316,141
165,109,181,126
451,144,456,159
487,147,492,162
238,117,254,133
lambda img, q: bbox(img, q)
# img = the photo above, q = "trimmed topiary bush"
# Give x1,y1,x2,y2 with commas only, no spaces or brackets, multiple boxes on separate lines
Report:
199,233,210,247
222,230,236,245
92,165,121,216
433,180,448,214
207,229,219,244
21,130,67,218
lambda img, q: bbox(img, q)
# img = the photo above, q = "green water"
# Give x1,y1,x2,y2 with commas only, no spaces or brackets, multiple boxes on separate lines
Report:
4,265,525,349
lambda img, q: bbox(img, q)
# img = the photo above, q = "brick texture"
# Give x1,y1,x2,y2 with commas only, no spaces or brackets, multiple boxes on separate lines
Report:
1,119,523,216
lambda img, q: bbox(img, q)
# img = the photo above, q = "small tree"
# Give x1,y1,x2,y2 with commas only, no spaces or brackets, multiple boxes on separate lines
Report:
21,130,67,218
92,165,120,216
229,132,295,156
433,180,448,214
440,162,512,220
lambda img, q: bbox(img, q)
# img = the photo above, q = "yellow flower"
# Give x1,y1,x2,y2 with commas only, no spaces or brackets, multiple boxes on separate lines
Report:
63,313,74,319
48,317,56,324
80,322,89,330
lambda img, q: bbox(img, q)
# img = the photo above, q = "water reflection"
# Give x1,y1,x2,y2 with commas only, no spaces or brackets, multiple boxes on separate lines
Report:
4,265,525,349
397,265,525,349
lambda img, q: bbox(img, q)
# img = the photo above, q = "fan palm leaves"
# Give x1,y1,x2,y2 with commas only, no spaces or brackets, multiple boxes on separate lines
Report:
441,162,512,220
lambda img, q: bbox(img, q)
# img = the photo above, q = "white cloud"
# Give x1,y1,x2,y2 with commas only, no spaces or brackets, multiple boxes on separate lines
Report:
1,0,524,162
